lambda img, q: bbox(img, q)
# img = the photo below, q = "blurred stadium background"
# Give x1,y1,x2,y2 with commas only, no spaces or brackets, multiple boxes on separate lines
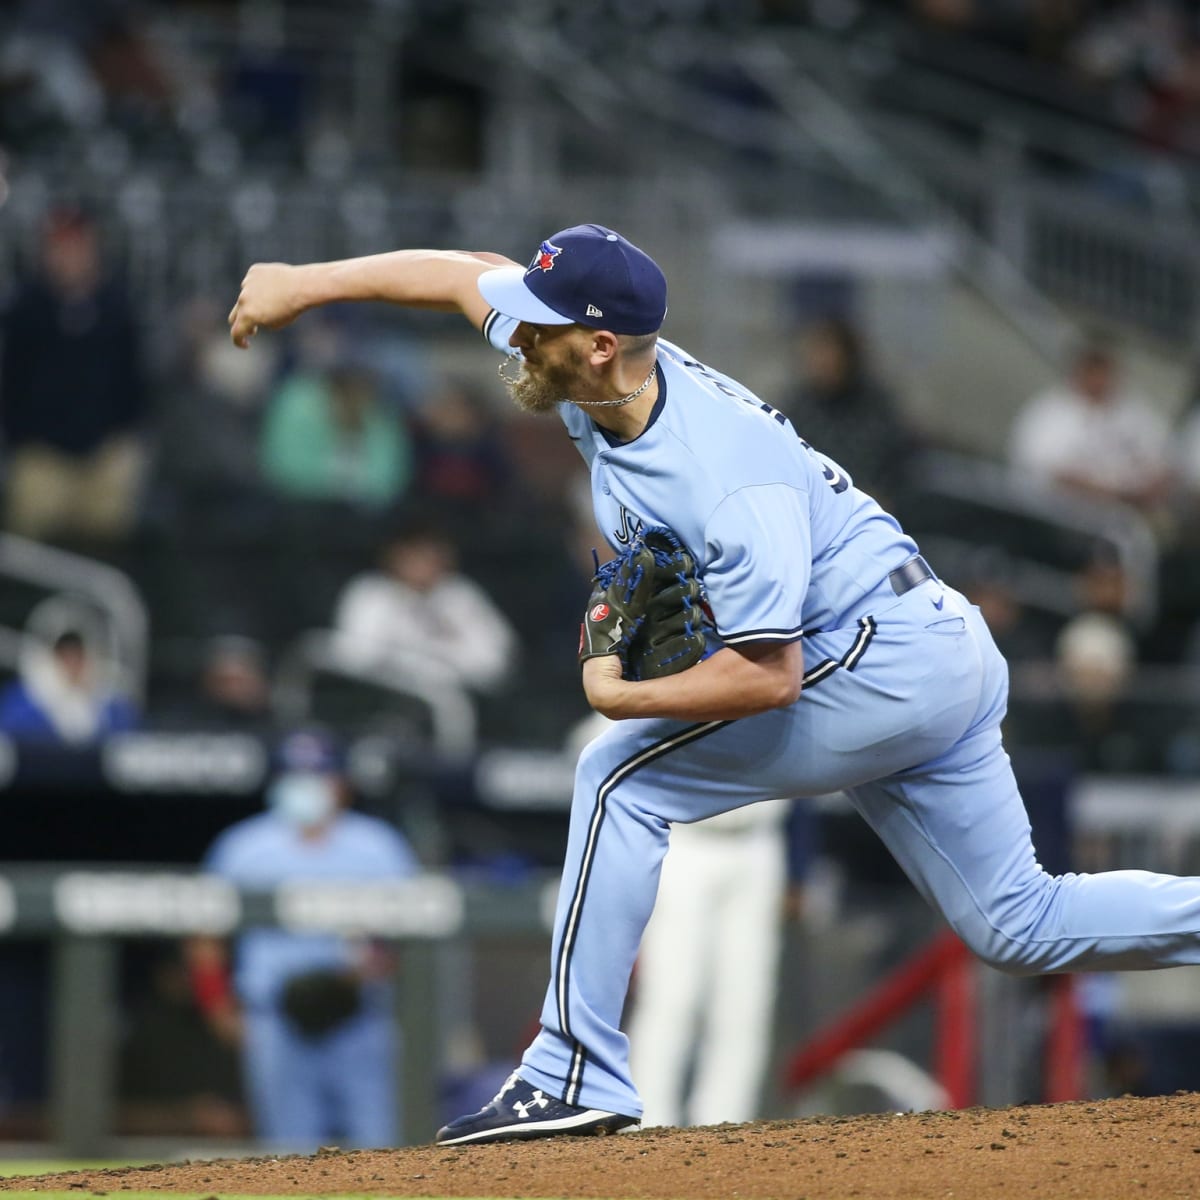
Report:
4,0,1200,1160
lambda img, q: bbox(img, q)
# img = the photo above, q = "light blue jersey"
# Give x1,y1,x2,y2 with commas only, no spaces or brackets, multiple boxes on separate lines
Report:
483,308,1200,1123
487,313,916,640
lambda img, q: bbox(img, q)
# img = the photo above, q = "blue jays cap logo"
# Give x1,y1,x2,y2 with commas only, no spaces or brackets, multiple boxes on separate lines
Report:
530,240,562,273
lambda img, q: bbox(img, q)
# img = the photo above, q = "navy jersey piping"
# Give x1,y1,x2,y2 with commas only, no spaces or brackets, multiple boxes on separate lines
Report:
800,617,876,688
597,362,667,448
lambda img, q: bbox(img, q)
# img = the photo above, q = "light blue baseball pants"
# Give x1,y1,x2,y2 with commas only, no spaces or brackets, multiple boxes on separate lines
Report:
521,581,1200,1117
243,1008,398,1150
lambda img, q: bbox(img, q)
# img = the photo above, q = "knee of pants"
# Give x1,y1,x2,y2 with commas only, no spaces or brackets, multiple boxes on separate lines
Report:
574,736,610,793
945,878,1062,977
573,736,635,811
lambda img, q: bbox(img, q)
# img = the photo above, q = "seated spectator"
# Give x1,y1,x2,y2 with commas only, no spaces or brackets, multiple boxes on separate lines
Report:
156,635,274,734
781,315,919,511
0,0,175,143
333,516,518,694
0,204,148,542
411,378,512,512
1006,611,1148,774
154,297,279,523
260,337,412,510
0,628,139,744
1008,339,1173,517
957,550,1057,664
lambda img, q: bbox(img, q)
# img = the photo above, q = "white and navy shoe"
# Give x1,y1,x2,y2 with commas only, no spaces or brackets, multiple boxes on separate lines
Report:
435,1071,639,1146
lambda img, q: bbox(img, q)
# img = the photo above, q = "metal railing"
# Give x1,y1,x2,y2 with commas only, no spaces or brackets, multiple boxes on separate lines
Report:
272,630,478,758
906,452,1161,627
0,535,150,701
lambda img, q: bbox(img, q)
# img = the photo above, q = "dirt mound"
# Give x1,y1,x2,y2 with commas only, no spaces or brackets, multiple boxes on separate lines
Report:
7,1092,1200,1199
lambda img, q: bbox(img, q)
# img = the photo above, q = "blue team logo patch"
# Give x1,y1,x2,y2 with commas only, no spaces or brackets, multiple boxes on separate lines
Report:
529,240,562,273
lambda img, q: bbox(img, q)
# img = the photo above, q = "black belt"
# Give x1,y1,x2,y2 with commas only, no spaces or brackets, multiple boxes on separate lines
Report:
888,555,935,596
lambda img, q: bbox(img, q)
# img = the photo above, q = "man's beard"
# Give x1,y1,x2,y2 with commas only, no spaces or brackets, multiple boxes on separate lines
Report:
502,349,586,414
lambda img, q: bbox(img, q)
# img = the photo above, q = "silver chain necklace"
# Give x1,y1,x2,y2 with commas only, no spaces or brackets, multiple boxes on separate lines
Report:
497,358,657,409
577,364,659,409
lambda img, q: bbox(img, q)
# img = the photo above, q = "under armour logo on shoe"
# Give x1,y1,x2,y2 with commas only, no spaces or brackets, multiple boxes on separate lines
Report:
513,1091,550,1119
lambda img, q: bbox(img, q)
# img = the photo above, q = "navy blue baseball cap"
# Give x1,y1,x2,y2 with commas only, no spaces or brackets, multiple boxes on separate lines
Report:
273,728,344,775
478,225,667,336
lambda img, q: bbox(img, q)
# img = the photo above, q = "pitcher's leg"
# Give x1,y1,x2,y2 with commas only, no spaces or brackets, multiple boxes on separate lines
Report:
520,717,787,1115
850,726,1200,973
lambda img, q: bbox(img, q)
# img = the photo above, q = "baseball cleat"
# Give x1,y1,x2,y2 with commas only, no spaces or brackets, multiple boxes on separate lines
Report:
435,1071,640,1146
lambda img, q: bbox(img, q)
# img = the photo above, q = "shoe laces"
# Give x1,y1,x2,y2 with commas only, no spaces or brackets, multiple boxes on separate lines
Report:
493,1070,522,1103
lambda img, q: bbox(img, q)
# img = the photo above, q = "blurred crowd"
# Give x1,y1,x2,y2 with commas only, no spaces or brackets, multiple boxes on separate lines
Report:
6,2,1200,183
6,198,1200,781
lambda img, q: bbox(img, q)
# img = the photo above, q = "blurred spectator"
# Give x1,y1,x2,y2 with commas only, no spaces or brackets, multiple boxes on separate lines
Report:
0,627,138,745
782,315,919,510
1008,339,1173,517
1136,25,1200,157
1052,611,1145,772
198,728,420,1151
1007,611,1148,773
223,0,313,154
0,204,148,542
333,516,519,695
260,345,412,510
155,297,279,523
1074,545,1135,620
173,635,274,733
411,378,512,513
958,550,1056,664
0,0,174,142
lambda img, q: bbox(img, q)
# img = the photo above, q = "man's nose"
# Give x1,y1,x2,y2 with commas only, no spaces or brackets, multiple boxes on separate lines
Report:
510,324,530,350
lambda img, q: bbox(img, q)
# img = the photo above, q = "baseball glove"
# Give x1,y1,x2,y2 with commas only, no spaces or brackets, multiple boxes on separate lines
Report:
579,526,708,680
280,968,362,1038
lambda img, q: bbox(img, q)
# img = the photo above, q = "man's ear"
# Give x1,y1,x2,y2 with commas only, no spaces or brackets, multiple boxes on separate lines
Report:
587,329,620,366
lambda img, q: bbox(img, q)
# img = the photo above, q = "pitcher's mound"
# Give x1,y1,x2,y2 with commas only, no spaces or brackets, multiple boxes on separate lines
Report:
7,1092,1200,1199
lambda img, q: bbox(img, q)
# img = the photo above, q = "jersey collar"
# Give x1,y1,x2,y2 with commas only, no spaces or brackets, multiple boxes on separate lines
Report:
596,362,666,448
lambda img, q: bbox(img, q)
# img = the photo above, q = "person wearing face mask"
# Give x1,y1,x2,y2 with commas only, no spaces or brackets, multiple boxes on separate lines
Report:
195,728,420,1150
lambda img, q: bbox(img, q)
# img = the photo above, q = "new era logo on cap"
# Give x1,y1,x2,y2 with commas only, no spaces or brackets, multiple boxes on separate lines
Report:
478,225,668,336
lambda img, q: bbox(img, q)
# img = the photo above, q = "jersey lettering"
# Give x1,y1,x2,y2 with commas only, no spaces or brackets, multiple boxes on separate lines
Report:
680,357,848,494
681,357,789,427
613,505,643,546
798,437,850,494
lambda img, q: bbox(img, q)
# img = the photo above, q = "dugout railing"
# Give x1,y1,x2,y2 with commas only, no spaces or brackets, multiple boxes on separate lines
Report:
0,864,558,1156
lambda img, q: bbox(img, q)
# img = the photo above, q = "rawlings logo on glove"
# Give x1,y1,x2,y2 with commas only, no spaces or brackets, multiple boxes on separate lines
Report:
579,526,709,680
